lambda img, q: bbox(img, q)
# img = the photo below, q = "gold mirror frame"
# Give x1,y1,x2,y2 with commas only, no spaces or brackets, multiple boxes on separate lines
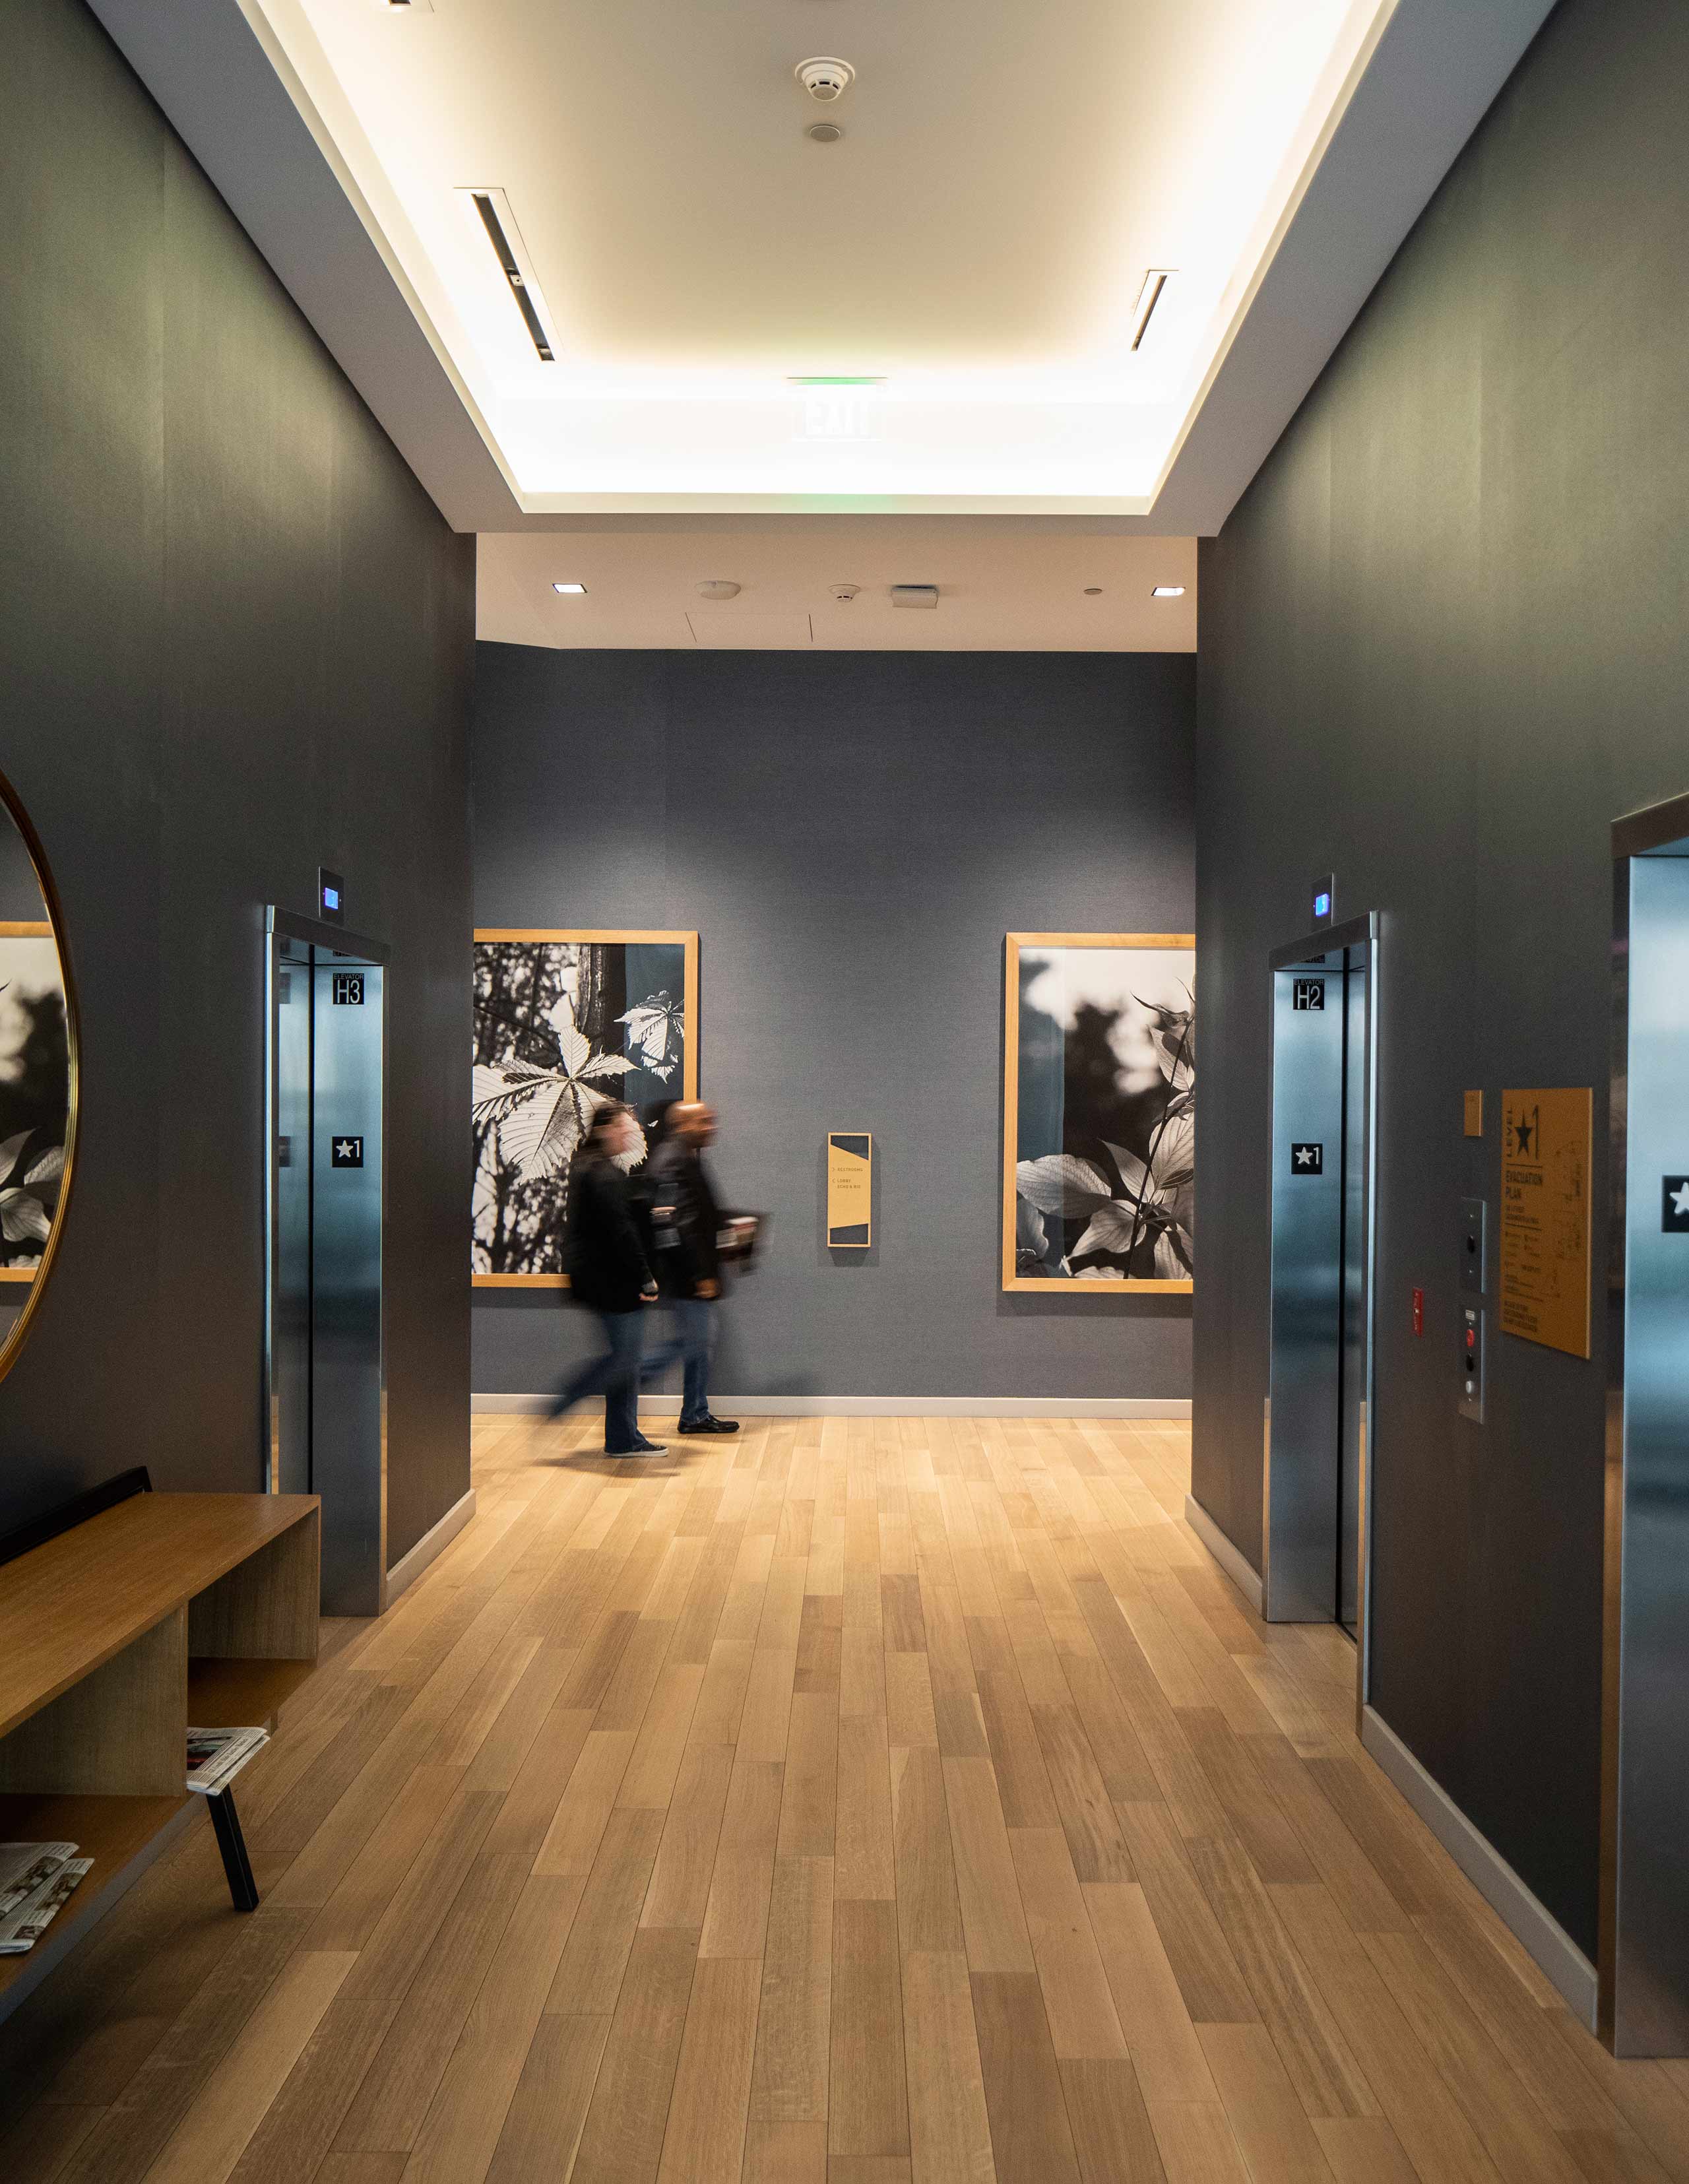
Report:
0,763,79,1388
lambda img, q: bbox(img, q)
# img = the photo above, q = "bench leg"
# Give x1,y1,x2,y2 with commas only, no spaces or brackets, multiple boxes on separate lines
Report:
208,1789,260,1912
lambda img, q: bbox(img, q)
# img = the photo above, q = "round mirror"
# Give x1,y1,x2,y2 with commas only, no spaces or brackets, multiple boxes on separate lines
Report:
0,765,77,1385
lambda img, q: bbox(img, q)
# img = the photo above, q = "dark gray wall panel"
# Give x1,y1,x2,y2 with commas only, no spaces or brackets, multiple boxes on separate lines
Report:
0,0,474,1560
473,645,1195,1404
1194,0,1689,1958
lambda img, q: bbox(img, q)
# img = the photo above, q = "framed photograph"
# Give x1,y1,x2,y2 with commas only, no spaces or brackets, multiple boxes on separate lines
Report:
1004,932,1195,1293
0,922,71,1285
472,929,697,1287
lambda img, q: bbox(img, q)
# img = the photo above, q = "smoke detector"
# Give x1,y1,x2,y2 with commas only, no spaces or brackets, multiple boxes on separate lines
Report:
695,580,740,601
829,583,860,603
796,57,854,101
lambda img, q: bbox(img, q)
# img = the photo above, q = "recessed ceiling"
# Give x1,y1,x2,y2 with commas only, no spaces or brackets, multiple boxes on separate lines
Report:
477,526,1198,651
92,0,1556,528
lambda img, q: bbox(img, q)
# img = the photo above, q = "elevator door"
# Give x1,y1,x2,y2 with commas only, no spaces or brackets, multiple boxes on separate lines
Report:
1265,919,1375,1633
265,911,389,1617
1604,808,1689,2054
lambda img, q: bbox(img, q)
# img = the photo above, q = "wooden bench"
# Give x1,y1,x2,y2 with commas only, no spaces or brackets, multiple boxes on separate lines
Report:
0,1491,319,2018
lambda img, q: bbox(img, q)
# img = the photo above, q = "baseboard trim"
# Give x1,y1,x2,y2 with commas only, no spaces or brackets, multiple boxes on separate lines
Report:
472,1394,1191,1420
1360,1704,1597,2030
0,1797,201,2026
385,1487,477,1605
1184,1495,1263,1613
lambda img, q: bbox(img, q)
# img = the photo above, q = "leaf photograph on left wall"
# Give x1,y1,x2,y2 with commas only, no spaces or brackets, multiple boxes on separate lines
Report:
0,931,69,1279
472,930,697,1285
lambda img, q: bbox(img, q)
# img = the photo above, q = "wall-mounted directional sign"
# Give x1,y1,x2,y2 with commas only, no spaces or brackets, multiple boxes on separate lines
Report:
1292,979,1325,1012
331,1136,365,1170
827,1133,872,1246
1499,1086,1591,1358
1664,1176,1689,1232
1291,1142,1323,1175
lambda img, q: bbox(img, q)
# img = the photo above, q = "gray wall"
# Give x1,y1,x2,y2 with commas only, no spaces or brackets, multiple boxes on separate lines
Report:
0,0,474,1560
1193,0,1689,1960
473,645,1195,1403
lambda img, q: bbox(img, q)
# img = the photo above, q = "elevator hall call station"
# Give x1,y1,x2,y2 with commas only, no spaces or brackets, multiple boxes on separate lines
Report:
265,905,389,1618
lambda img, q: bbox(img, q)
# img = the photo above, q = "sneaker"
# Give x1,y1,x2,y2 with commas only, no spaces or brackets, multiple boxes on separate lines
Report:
606,1436,668,1456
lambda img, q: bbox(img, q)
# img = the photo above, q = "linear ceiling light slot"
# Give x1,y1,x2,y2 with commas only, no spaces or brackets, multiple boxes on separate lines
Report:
1130,269,1174,352
461,186,557,363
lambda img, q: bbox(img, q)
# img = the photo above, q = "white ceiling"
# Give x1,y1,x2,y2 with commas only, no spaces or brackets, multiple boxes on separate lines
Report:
90,0,1556,530
478,526,1197,651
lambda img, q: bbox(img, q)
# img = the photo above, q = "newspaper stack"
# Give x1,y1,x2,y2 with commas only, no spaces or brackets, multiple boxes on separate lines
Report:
0,1842,92,1955
186,1726,270,1796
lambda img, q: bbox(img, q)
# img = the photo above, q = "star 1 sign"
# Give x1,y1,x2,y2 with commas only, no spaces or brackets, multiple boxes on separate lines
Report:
1291,1143,1323,1176
331,1136,364,1170
1664,1176,1689,1232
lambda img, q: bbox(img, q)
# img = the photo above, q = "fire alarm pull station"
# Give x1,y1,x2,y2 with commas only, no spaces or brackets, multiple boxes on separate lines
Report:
1459,1303,1485,1423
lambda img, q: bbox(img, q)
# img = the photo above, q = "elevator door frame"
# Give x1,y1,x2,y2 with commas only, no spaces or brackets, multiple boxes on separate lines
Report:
264,907,391,1617
1603,788,1689,2055
1263,911,1380,1721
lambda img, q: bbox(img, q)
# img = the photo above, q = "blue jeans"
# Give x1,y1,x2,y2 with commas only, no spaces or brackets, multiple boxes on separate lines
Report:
667,1298,717,1426
553,1309,647,1452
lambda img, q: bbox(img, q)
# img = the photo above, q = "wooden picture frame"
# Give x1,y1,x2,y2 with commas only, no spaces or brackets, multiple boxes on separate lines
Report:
473,928,698,1288
1003,931,1195,1294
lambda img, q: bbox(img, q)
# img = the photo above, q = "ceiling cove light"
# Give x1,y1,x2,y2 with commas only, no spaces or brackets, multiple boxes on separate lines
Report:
551,582,587,595
1151,585,1187,598
459,186,558,363
1130,269,1174,353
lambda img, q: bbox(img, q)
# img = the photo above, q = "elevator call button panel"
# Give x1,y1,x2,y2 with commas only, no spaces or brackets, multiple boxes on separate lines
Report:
1459,1304,1485,1423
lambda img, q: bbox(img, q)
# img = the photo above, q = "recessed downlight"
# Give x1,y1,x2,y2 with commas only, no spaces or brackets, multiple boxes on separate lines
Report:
552,582,586,596
1151,585,1187,599
1083,587,1103,596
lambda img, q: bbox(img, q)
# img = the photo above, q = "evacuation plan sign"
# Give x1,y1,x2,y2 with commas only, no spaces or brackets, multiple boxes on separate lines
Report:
1499,1087,1591,1358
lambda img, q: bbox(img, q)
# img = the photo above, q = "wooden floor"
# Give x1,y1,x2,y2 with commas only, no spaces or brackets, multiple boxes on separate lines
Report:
5,1417,1689,2184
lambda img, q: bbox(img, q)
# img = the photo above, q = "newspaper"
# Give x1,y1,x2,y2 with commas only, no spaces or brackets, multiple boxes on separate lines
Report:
0,1853,90,1954
0,1842,78,1923
187,1726,270,1795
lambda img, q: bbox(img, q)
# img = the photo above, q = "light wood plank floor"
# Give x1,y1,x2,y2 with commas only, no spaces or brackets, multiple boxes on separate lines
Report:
5,1415,1689,2184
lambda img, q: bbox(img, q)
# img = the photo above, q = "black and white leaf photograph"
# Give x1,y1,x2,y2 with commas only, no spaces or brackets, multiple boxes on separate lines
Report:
1005,937,1195,1289
0,934,70,1275
472,934,694,1279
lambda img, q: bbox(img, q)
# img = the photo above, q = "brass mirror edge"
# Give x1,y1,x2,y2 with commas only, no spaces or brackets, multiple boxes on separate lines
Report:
0,762,80,1390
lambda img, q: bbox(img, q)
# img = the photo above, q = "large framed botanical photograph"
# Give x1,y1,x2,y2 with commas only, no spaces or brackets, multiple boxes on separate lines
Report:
0,922,71,1287
473,929,697,1287
1004,932,1194,1293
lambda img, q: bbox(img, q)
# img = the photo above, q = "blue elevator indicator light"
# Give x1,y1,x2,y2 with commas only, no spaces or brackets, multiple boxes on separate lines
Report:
1312,889,1331,920
323,885,340,911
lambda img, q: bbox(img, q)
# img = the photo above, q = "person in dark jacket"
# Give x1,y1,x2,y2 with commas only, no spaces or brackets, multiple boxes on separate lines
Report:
549,1102,667,1456
646,1100,740,1436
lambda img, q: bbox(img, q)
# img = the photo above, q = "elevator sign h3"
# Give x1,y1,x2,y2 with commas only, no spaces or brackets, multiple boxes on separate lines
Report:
331,1136,364,1170
1291,1142,1323,1176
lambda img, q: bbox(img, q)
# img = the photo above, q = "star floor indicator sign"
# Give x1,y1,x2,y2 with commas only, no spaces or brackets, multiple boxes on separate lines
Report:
331,1136,364,1169
1291,1143,1323,1176
1664,1176,1689,1232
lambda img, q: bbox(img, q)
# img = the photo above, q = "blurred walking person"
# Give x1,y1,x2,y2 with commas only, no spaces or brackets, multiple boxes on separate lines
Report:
647,1100,741,1436
548,1102,667,1456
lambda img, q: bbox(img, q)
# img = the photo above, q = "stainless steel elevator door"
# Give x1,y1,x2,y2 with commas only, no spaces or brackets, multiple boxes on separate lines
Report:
265,913,388,1619
271,953,312,1496
1267,961,1346,1621
1338,957,1370,1634
1265,925,1376,1633
1612,851,1689,2052
310,958,385,1617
